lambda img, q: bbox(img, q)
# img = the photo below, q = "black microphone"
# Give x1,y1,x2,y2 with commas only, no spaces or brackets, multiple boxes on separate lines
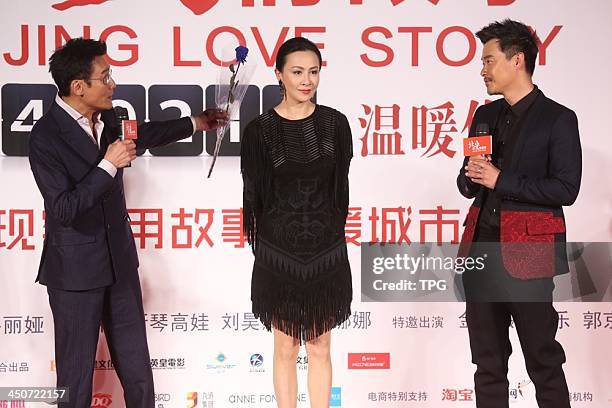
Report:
114,106,131,167
114,106,129,140
475,123,489,136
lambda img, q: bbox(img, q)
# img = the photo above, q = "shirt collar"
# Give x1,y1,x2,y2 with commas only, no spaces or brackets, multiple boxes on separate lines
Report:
55,94,101,124
503,85,539,118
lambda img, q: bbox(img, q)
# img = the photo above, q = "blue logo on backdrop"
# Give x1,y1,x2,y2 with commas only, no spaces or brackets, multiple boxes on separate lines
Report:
330,387,341,406
250,354,264,368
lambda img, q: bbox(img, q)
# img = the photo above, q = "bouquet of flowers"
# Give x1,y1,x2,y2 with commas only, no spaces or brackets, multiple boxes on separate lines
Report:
207,45,255,177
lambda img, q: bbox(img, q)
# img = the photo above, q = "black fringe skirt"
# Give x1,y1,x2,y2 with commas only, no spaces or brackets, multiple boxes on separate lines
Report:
251,260,352,344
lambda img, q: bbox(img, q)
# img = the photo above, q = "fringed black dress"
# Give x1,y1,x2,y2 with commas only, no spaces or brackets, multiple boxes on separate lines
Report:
241,105,353,343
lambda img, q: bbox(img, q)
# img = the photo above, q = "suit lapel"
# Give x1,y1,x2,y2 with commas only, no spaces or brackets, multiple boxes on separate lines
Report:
100,109,119,155
99,125,110,154
50,102,100,165
507,91,545,173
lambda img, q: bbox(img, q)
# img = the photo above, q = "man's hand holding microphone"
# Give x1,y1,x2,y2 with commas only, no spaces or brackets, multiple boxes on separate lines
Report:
463,123,500,190
465,155,500,190
104,139,136,169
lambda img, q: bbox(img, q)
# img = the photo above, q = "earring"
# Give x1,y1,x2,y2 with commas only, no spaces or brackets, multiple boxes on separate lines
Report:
278,80,286,99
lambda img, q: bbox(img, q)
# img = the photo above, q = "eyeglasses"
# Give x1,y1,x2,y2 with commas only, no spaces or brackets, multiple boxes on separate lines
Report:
88,69,114,85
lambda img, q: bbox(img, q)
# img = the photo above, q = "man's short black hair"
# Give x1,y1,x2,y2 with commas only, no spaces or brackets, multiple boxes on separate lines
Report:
476,19,538,75
49,38,107,97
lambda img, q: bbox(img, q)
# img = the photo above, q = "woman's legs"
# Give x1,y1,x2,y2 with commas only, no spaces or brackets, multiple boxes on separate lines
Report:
305,331,332,408
273,328,300,408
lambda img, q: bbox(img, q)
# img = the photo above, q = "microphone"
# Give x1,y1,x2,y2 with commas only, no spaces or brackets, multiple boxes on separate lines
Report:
475,123,489,136
113,106,138,167
463,122,492,157
114,106,129,140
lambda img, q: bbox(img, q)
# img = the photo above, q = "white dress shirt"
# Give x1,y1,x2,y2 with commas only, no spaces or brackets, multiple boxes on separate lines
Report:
55,95,117,177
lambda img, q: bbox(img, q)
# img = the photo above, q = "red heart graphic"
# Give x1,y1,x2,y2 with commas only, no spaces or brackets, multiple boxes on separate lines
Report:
179,0,219,15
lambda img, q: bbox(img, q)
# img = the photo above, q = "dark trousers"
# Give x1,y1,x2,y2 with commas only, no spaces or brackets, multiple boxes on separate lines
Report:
47,270,154,408
465,302,570,408
463,230,570,408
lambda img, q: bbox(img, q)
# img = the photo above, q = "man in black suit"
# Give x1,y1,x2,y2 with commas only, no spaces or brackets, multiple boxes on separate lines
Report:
457,20,581,408
28,38,227,408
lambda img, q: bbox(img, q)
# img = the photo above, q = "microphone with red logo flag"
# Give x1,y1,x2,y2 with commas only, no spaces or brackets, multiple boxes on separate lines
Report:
113,106,138,167
463,123,492,157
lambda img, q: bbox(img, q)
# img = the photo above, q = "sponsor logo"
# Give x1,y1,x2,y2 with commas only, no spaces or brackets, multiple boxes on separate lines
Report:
249,353,265,373
91,393,112,408
347,353,390,369
187,392,214,407
155,393,171,402
206,352,236,372
186,392,198,408
296,354,308,371
330,387,342,406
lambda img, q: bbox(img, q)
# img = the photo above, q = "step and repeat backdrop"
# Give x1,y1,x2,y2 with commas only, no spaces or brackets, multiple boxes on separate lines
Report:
1,0,611,407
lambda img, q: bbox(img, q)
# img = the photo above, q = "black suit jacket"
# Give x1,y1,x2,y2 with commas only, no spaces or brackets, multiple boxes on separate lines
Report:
29,101,194,290
457,90,582,279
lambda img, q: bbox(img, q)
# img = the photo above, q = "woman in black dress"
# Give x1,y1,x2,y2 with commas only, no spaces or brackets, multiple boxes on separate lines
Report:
241,37,353,408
